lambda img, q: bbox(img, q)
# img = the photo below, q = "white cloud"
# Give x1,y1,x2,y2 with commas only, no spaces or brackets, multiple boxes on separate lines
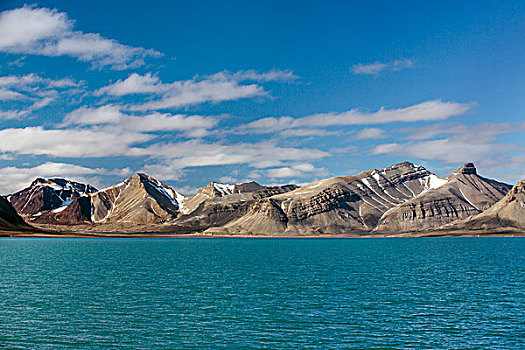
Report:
0,73,81,89
95,73,162,96
0,125,330,185
372,123,525,175
138,140,330,169
0,6,160,69
355,128,386,139
63,105,218,137
0,162,111,194
266,163,329,179
209,69,299,82
96,72,270,110
139,162,186,182
0,126,152,157
352,62,388,75
279,128,340,137
392,59,414,71
352,59,413,75
0,96,55,119
0,73,83,119
241,100,474,134
0,88,25,100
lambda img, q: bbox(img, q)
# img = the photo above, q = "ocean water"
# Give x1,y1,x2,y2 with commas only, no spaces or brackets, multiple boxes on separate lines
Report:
0,238,524,349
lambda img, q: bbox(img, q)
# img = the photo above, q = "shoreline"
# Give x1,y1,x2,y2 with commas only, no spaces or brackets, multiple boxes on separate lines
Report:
2,229,525,239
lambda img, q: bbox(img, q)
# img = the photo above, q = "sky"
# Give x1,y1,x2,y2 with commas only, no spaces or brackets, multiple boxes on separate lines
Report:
0,0,523,195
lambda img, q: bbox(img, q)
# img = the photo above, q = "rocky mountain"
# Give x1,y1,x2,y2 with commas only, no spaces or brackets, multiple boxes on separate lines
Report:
375,163,512,233
204,162,453,235
9,178,97,222
442,178,525,233
0,196,31,231
7,162,518,236
89,173,184,224
11,173,185,226
176,181,298,231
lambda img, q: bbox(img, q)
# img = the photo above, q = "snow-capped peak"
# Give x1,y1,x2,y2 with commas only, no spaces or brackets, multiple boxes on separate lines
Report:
213,183,236,195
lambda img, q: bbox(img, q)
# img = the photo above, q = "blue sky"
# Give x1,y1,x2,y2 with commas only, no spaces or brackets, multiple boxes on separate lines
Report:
0,0,523,194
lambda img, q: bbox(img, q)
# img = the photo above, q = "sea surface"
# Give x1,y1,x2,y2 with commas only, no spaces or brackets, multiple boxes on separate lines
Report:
0,237,524,349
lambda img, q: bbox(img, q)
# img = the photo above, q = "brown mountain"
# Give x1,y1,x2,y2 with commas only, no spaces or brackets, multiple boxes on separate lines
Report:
13,173,185,226
375,163,511,233
0,196,31,231
176,181,298,231
9,178,97,222
8,162,517,236
442,178,525,233
203,162,450,235
90,173,184,224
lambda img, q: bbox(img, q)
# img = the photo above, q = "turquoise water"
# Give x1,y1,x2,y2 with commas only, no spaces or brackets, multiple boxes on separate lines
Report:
0,238,524,349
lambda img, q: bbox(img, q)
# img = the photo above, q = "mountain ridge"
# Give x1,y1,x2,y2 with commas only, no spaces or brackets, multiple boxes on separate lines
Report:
3,161,520,236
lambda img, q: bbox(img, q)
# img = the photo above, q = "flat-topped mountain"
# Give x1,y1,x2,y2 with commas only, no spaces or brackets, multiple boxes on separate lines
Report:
204,162,452,235
8,178,97,221
442,178,525,233
375,163,511,232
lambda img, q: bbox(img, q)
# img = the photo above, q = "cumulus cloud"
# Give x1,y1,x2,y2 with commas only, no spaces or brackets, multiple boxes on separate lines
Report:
266,163,329,179
352,59,413,75
372,123,525,176
63,105,218,137
0,162,119,194
0,125,329,186
0,73,83,119
352,62,388,75
96,71,281,110
240,100,474,134
0,88,25,100
138,140,330,169
0,126,152,157
0,6,160,69
0,73,80,89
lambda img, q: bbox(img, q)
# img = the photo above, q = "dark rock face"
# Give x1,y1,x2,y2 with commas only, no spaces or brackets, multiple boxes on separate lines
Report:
9,178,97,221
460,163,477,175
35,196,93,224
0,196,30,230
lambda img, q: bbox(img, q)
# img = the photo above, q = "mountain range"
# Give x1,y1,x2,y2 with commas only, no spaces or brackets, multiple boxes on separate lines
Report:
0,161,523,236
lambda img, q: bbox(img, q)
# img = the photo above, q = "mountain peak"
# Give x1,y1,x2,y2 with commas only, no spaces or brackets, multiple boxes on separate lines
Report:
28,177,97,194
456,163,477,175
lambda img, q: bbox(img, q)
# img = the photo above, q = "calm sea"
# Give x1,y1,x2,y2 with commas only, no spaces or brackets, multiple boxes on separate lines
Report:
0,237,524,349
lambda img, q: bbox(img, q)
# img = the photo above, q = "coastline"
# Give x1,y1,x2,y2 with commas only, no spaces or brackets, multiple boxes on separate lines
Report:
3,228,525,239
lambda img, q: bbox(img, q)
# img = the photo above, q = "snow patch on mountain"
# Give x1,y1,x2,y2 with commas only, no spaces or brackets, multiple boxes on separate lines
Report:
213,183,236,195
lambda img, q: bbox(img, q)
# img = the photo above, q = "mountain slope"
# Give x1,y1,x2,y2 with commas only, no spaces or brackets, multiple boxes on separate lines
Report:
442,178,525,232
9,178,97,222
175,181,297,231
90,173,184,224
0,196,31,231
375,163,511,232
205,162,447,235
27,173,185,226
